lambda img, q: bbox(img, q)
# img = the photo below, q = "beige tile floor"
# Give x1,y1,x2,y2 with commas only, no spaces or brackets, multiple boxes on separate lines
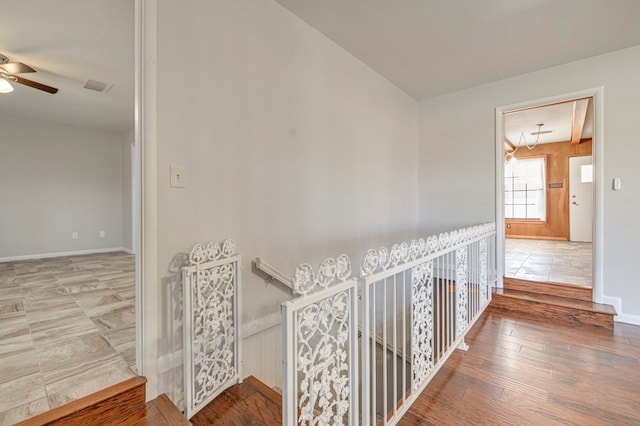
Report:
0,251,136,425
505,238,592,287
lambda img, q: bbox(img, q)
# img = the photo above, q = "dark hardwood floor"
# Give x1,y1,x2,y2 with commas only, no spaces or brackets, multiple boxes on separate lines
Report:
187,307,640,425
190,376,281,426
401,306,640,425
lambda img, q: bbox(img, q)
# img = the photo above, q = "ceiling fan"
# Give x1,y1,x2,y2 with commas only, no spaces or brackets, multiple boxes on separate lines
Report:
0,53,58,94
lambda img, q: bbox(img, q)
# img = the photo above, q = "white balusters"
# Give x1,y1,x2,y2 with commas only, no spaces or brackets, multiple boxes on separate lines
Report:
281,222,496,425
359,222,496,425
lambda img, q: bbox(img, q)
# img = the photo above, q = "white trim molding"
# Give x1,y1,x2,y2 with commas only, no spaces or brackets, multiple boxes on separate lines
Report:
616,313,640,326
602,295,622,317
242,311,282,339
138,0,160,401
0,247,132,262
603,295,640,326
156,311,284,376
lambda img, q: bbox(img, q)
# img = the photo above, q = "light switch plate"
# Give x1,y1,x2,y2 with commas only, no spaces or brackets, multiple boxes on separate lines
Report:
170,164,186,188
613,177,621,191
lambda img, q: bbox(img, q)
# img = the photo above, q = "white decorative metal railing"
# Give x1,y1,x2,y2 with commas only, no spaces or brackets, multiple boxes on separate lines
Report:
360,222,496,424
281,255,359,425
182,239,241,419
281,222,496,425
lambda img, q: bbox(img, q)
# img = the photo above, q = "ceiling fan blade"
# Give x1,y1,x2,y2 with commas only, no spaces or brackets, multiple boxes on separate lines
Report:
13,76,58,94
0,62,36,74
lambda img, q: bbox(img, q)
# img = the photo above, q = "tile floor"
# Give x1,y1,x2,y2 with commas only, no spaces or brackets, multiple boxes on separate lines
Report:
0,251,136,425
505,238,592,287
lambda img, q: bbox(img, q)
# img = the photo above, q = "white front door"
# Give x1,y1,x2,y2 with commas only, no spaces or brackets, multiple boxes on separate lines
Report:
569,155,593,242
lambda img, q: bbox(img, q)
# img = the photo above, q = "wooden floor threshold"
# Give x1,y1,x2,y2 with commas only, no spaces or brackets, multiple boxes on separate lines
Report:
16,377,148,426
105,393,190,425
491,288,615,329
15,376,190,426
503,276,592,302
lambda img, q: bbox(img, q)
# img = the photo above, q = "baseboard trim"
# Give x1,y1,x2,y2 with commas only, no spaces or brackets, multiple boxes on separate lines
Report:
616,313,640,326
157,312,283,375
0,247,132,262
602,295,622,316
602,295,640,325
157,350,183,375
242,311,281,339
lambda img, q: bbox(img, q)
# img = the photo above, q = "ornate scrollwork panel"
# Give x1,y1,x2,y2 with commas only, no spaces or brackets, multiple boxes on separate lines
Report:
479,239,488,306
295,290,352,425
362,222,496,275
455,247,468,337
188,239,236,265
183,239,239,418
293,254,351,296
412,260,434,391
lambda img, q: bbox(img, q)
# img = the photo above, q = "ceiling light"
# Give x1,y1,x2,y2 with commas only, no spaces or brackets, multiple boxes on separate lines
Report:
530,129,553,136
505,153,518,166
0,77,14,93
521,123,544,149
505,123,545,165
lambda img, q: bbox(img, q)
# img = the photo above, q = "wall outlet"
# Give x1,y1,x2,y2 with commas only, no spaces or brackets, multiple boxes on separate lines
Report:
99,230,105,238
72,232,78,239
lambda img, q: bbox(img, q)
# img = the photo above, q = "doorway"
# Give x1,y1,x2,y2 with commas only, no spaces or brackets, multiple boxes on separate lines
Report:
0,1,139,422
495,88,604,302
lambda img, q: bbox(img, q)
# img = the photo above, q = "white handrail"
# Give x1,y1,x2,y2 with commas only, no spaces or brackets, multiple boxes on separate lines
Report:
254,257,295,292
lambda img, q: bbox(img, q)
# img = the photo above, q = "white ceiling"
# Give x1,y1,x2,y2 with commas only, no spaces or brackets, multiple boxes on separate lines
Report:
0,0,134,132
274,0,640,100
504,98,594,147
1,1,639,133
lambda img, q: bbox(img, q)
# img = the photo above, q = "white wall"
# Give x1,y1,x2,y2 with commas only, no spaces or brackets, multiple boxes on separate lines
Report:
152,0,419,400
418,45,640,320
0,113,125,259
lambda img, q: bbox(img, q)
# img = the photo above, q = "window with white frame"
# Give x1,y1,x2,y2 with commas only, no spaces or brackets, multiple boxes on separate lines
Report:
504,157,546,220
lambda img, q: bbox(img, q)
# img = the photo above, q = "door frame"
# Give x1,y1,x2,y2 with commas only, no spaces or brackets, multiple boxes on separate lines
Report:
495,87,604,303
135,0,160,399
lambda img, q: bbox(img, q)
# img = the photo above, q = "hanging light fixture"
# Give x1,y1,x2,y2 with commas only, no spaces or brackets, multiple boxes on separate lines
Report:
524,123,544,149
0,76,14,93
505,151,518,166
505,123,544,165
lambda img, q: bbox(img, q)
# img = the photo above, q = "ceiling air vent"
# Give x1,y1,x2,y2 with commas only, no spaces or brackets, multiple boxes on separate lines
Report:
83,79,112,93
